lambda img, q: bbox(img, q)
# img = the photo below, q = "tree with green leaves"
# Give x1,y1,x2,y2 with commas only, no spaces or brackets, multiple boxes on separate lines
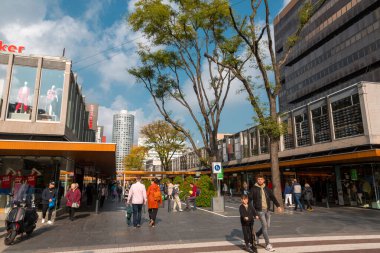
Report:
123,146,148,171
128,0,236,166
141,120,186,171
205,0,327,208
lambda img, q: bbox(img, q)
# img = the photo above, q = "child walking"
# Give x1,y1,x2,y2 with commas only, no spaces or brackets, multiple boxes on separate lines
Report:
239,194,258,253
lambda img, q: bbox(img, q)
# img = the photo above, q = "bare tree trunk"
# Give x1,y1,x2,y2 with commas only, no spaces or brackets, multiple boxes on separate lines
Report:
269,96,283,210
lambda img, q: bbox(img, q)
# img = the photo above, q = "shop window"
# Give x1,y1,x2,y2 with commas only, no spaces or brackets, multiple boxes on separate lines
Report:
37,69,64,122
332,93,364,139
312,105,331,143
0,64,7,117
295,113,310,146
7,65,37,120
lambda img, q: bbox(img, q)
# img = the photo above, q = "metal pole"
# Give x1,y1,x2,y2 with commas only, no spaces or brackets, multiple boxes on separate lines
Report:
217,176,221,197
95,198,99,214
326,182,330,208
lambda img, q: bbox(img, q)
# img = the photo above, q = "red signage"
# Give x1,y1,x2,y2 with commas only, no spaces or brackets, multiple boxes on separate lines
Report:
101,136,106,143
0,40,25,53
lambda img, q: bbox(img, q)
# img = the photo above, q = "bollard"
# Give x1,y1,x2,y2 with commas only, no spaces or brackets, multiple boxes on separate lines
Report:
95,199,99,214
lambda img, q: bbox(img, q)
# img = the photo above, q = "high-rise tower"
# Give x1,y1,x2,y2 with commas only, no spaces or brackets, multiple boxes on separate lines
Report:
112,110,134,173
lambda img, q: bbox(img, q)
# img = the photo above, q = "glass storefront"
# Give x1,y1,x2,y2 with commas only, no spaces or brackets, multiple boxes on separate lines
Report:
37,69,64,122
7,65,37,120
0,64,6,117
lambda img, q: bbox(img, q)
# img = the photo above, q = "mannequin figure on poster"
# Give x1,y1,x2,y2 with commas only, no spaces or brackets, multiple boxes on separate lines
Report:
27,168,42,202
13,170,24,199
14,178,31,206
15,81,30,113
0,168,15,195
46,85,58,116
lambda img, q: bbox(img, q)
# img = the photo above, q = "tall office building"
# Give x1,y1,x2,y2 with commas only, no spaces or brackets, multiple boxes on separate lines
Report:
95,125,104,143
274,0,380,112
112,110,134,173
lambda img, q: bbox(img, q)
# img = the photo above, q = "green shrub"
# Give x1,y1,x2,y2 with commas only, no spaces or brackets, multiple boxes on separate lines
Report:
195,175,215,207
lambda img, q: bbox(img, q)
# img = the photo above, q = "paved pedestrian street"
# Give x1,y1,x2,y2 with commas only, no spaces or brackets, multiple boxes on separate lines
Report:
1,198,380,253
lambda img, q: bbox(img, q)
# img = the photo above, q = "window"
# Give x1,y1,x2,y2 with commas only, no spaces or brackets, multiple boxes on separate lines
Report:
0,64,7,117
295,113,310,146
37,69,64,121
332,94,363,139
283,119,294,149
7,65,37,120
311,105,331,143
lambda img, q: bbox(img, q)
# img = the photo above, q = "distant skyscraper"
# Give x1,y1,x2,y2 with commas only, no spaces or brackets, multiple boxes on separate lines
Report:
112,110,134,173
95,126,104,143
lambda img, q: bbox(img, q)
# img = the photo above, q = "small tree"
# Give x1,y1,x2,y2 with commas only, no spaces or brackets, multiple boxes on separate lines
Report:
123,146,148,171
141,120,186,171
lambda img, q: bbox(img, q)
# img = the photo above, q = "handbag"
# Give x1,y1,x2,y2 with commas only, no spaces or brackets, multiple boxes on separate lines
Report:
49,197,56,208
72,202,79,208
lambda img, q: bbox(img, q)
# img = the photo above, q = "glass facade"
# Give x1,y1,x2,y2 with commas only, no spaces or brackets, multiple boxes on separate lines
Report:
7,65,37,120
37,69,64,121
295,112,310,147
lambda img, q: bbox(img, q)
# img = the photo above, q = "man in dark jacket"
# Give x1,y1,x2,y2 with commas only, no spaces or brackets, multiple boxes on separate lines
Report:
250,175,282,252
41,181,56,224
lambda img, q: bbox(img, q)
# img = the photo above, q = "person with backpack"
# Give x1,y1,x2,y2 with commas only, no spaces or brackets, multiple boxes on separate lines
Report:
291,179,304,212
127,176,147,228
185,182,198,211
146,178,162,227
41,181,56,225
172,184,183,212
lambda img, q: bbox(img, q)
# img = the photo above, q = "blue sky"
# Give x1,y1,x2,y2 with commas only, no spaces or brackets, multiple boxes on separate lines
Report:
0,0,290,143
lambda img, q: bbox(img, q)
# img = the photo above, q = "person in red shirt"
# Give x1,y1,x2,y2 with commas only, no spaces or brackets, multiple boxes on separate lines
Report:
13,170,24,197
185,183,198,211
0,168,15,194
27,168,42,188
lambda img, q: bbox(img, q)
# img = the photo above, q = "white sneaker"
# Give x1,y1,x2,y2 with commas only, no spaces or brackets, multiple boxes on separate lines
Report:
41,219,45,224
265,244,275,252
47,220,53,225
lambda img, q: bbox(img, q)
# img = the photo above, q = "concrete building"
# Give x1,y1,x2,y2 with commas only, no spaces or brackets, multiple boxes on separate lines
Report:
0,52,115,213
274,0,380,111
112,110,134,173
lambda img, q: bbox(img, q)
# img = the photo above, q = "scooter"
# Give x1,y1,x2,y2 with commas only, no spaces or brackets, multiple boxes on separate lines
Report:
4,195,38,245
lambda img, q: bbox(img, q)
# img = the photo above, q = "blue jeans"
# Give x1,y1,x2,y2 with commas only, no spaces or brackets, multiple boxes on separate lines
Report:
294,193,303,210
132,204,143,226
256,210,271,245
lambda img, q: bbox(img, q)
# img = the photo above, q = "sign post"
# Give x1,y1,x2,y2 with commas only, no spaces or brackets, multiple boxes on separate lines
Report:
212,162,224,212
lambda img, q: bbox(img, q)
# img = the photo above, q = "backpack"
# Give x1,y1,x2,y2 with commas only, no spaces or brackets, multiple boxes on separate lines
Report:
172,187,179,196
153,189,161,201
196,188,201,197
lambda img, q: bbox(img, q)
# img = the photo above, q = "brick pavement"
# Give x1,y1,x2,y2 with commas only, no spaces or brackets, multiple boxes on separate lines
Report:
0,197,379,252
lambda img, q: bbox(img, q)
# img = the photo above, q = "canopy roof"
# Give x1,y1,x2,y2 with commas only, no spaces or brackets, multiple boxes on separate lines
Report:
0,140,116,177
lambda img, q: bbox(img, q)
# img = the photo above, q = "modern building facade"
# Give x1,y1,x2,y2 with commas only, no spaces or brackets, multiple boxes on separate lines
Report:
0,51,115,213
112,110,134,173
274,0,380,111
86,103,98,131
95,125,104,143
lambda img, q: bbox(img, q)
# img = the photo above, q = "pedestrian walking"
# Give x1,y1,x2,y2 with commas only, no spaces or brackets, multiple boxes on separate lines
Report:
117,184,123,202
239,194,258,253
229,182,234,197
41,181,56,225
241,181,249,195
172,184,183,212
99,184,108,208
303,183,313,211
223,183,228,196
185,182,198,211
291,179,304,211
284,182,293,207
65,183,81,221
147,178,162,227
250,174,282,252
127,176,147,228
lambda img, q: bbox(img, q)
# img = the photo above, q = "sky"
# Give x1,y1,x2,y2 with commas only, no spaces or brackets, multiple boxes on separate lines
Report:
0,0,290,144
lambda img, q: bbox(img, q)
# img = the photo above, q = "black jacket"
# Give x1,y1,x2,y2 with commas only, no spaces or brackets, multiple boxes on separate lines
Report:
239,204,257,226
250,184,280,212
42,188,56,204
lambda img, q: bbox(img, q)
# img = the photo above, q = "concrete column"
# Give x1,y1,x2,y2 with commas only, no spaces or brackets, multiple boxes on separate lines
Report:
335,166,344,206
31,58,42,122
256,127,261,155
279,116,284,151
291,111,297,148
1,54,14,120
308,104,315,145
327,96,335,141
